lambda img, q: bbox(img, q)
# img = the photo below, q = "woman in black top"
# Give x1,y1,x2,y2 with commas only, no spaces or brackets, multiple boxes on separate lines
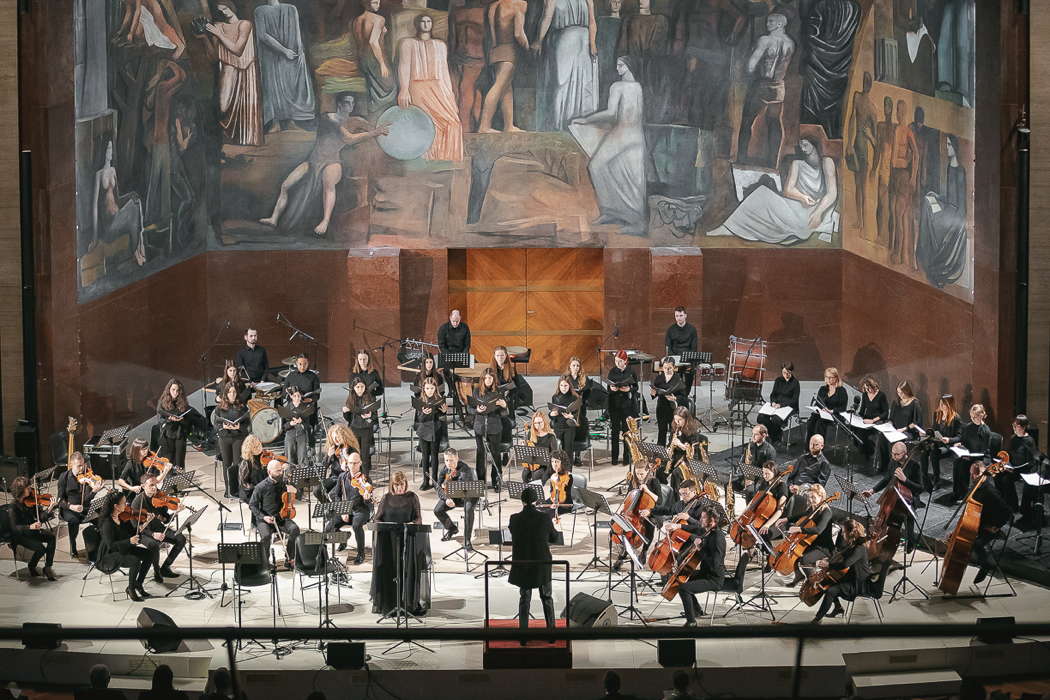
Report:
550,375,582,466
806,367,848,441
98,492,158,601
117,438,161,496
758,362,800,444
545,449,576,516
371,471,430,616
952,403,991,502
607,350,638,466
343,378,377,476
473,368,509,489
811,518,871,623
7,476,58,580
769,484,835,584
213,382,250,498
314,425,361,502
215,360,251,405
157,378,191,468
411,354,445,396
521,411,560,483
349,349,384,400
878,380,923,472
858,375,889,464
490,346,517,446
413,377,447,490
237,435,266,502
564,356,591,464
667,406,706,490
651,358,689,447
926,394,961,491
1012,415,1042,516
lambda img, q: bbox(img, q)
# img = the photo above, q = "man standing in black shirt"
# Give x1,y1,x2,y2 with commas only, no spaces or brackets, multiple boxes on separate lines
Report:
130,475,186,581
437,309,472,356
509,486,561,633
664,306,698,391
434,448,479,549
1011,415,1043,520
789,434,832,491
249,460,300,568
235,328,270,383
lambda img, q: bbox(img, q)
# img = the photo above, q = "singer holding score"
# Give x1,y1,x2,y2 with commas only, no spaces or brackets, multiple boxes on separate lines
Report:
757,362,799,444
806,367,847,441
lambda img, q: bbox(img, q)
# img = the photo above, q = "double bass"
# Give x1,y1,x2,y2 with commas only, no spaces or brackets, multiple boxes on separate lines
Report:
729,465,794,548
938,452,1009,595
866,464,914,570
767,491,841,576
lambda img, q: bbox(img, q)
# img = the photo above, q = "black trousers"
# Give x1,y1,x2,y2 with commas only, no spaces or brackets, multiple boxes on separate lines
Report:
139,525,187,573
285,429,309,466
159,433,187,469
806,414,834,442
554,426,577,464
218,435,245,497
924,445,952,488
608,406,630,464
994,471,1019,513
952,459,978,500
475,432,503,486
109,547,156,588
257,517,300,561
14,530,57,568
353,427,374,476
518,581,554,629
678,575,721,621
435,498,476,543
973,528,999,573
656,416,672,447
420,437,441,483
757,413,788,443
324,510,370,553
60,506,87,552
814,581,861,619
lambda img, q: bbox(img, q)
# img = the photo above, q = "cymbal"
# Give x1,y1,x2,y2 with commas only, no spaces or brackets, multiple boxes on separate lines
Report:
278,368,293,378
281,356,298,366
505,346,528,355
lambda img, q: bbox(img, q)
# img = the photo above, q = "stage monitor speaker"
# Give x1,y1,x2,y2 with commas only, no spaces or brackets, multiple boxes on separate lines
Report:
326,642,366,669
138,607,182,653
658,639,696,668
0,455,27,485
976,616,1015,645
22,623,61,650
563,593,617,627
14,421,38,475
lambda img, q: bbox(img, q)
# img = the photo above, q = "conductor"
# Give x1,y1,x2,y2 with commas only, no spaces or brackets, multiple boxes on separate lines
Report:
508,487,560,633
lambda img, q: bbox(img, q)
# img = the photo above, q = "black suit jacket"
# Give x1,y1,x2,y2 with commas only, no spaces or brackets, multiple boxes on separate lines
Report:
692,527,726,582
508,504,559,589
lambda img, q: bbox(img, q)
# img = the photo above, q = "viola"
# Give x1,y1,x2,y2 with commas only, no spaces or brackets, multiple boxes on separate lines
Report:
799,566,849,607
260,450,290,465
351,474,374,501
21,488,54,510
550,473,570,506
939,452,1009,595
767,492,841,576
279,489,297,520
729,465,794,548
151,491,180,510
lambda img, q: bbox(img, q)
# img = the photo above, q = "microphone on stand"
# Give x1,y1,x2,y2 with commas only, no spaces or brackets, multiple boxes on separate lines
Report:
851,395,861,412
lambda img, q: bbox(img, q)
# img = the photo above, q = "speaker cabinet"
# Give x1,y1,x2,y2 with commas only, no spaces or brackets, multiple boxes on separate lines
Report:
563,593,617,627
326,642,366,669
137,607,182,653
658,639,696,668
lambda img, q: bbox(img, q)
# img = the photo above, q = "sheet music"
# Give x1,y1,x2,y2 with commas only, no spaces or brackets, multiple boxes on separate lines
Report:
758,403,793,421
871,422,909,442
1021,472,1050,487
840,412,873,429
950,444,984,459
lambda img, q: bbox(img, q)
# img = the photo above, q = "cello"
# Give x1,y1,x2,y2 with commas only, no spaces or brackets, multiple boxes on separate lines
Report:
647,507,694,575
729,465,794,548
799,565,849,606
767,491,841,576
660,535,705,600
610,418,658,553
938,452,1009,595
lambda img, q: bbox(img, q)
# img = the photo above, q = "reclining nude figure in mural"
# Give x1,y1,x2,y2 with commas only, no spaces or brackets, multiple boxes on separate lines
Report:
93,139,146,267
708,138,837,245
260,93,388,237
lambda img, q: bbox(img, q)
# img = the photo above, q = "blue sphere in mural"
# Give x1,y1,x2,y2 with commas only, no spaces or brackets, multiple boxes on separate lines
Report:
376,106,435,161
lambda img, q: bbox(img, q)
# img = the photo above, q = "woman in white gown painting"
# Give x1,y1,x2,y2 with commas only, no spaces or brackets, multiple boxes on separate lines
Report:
569,56,646,234
709,137,837,244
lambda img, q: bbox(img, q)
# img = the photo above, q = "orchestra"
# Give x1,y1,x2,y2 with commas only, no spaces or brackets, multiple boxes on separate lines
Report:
21,310,1048,637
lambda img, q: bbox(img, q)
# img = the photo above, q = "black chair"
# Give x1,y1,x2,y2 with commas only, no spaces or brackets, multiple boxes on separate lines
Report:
845,562,888,624
80,527,131,602
48,431,70,471
0,505,28,581
293,531,338,612
702,551,751,624
573,434,595,477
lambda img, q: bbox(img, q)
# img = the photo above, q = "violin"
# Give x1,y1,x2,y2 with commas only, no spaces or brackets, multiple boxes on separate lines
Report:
117,505,152,524
939,451,1009,595
77,469,104,489
766,491,841,576
260,450,290,465
151,491,180,510
729,465,794,548
279,489,297,519
21,488,54,510
550,472,570,504
143,451,173,472
350,474,374,501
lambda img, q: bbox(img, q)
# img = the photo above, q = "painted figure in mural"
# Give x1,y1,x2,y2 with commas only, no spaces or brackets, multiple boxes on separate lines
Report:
205,3,263,146
845,71,877,229
478,0,529,133
569,56,647,235
533,0,599,132
888,99,919,269
672,0,744,129
910,106,940,198
937,0,974,107
708,138,837,245
448,0,487,132
397,14,464,161
142,59,186,234
616,0,669,124
115,0,186,59
799,0,860,140
595,0,622,108
352,0,397,117
260,93,389,236
917,134,968,288
736,13,794,168
873,95,894,246
254,0,316,131
93,139,146,266
893,0,936,97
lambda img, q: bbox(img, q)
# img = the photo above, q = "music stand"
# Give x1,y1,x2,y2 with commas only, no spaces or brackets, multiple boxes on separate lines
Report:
886,487,930,602
300,531,351,636
513,444,550,474
439,352,472,428
83,489,111,521
574,487,614,579
608,513,648,624
680,350,711,422
442,480,488,572
722,524,776,621
374,521,435,655
287,464,325,528
165,504,211,600
217,542,268,653
161,470,197,495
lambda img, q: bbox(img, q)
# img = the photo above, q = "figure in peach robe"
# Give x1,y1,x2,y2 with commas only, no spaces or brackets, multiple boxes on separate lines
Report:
205,3,263,146
397,14,464,161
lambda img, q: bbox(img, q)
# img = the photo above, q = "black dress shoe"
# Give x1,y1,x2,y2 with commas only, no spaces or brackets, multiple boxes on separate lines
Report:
337,542,347,552
973,567,989,585
153,572,165,584
160,567,179,579
28,565,40,578
353,552,366,565
441,527,458,542
421,480,433,491
825,605,845,619
136,586,153,599
43,567,56,581
127,587,143,602
684,619,697,627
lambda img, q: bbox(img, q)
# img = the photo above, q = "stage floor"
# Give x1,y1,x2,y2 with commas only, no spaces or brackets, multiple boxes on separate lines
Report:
2,379,1049,687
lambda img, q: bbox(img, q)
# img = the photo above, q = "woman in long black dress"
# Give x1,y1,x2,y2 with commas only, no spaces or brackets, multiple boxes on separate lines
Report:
549,375,582,466
371,471,431,616
811,518,871,623
878,380,923,472
157,378,191,468
411,353,446,396
858,375,889,467
473,368,509,488
564,356,591,466
757,362,800,444
806,366,847,441
651,357,688,447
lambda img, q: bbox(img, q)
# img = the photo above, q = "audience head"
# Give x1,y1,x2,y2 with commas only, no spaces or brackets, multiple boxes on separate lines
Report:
89,664,111,689
673,670,690,692
603,670,621,694
152,665,175,691
211,667,232,692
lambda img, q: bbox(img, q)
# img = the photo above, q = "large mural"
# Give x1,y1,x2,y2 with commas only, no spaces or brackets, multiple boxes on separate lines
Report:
73,0,975,301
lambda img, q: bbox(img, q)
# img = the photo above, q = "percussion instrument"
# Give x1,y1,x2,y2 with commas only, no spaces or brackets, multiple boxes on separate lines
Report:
726,336,766,402
280,356,299,367
250,404,282,444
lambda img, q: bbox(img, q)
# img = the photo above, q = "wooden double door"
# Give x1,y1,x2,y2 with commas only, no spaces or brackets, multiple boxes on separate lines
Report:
449,249,604,375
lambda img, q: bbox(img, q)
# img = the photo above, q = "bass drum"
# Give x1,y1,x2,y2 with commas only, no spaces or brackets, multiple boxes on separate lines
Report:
250,407,282,444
